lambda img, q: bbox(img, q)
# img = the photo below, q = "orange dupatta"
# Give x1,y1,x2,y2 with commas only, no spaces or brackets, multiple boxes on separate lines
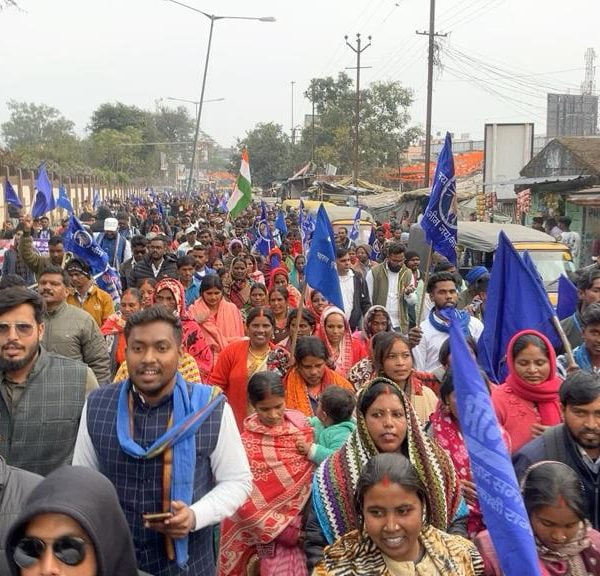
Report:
284,366,354,417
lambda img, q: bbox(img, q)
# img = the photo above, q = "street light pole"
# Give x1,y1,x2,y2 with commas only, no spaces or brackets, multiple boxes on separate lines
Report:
164,0,275,197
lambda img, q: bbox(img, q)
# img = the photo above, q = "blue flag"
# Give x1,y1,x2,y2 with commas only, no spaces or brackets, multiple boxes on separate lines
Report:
305,204,343,310
92,189,100,211
4,179,22,209
209,191,218,208
557,274,578,321
31,163,56,219
478,231,561,382
368,226,379,260
218,193,229,213
420,132,457,264
349,208,361,242
449,311,542,576
57,185,74,214
63,215,109,274
253,202,273,257
275,210,288,236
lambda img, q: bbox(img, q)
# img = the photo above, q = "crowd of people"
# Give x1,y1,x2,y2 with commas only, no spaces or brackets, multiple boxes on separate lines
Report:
0,192,600,576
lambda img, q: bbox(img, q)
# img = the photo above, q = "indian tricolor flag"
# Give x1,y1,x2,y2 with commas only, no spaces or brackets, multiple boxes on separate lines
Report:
227,147,252,218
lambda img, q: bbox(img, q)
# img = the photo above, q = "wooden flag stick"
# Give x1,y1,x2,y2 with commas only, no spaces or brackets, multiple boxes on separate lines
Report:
416,244,433,326
289,284,310,358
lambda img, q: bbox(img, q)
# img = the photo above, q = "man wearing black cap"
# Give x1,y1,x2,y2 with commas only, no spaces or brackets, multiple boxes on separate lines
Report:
65,258,114,328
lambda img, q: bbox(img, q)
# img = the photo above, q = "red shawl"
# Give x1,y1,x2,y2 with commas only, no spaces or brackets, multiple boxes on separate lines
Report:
219,410,314,575
504,329,562,426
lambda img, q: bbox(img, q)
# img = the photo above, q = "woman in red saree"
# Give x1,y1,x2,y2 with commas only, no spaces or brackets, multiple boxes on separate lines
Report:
188,274,244,363
268,266,301,308
220,372,314,576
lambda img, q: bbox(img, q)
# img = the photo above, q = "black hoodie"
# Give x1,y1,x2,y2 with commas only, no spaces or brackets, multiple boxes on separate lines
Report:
5,466,140,576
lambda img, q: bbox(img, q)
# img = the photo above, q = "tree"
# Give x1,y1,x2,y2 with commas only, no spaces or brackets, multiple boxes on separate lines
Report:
0,0,18,10
230,123,292,187
1,101,76,151
300,73,421,178
0,101,84,169
88,102,151,135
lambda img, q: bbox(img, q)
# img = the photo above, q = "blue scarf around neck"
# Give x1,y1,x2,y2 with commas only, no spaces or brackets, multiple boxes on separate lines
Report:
573,345,593,372
116,373,224,567
429,307,471,336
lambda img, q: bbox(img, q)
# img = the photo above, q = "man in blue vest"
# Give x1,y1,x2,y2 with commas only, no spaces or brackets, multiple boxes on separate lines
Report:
73,306,251,576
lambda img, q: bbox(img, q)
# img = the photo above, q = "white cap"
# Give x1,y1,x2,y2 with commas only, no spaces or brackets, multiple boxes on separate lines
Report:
185,226,197,235
104,217,118,232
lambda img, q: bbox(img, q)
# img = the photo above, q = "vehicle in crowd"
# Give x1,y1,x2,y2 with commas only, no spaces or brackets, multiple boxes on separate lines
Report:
408,221,574,304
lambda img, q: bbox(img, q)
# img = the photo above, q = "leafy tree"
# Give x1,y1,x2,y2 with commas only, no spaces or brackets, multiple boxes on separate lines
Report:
299,73,421,178
0,101,85,169
230,122,292,187
0,0,18,10
89,127,146,176
1,100,76,150
88,102,151,135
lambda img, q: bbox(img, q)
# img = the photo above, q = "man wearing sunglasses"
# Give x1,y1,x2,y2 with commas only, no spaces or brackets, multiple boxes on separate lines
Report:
73,306,251,576
5,465,141,576
0,288,98,477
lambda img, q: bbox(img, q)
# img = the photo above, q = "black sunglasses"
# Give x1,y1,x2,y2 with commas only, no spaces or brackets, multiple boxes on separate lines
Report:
13,536,89,568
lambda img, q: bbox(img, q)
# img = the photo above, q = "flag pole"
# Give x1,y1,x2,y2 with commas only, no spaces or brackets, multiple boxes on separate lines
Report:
289,284,310,358
551,315,577,370
416,244,433,326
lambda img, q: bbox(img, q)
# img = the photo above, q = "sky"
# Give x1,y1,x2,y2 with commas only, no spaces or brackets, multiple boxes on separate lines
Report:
1,0,599,149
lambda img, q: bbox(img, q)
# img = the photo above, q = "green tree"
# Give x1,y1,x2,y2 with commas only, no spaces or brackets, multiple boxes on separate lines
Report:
230,122,292,187
300,73,421,178
88,102,151,135
89,127,146,176
0,100,85,169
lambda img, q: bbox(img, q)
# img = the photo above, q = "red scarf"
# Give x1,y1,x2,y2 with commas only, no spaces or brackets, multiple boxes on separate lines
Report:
504,330,562,426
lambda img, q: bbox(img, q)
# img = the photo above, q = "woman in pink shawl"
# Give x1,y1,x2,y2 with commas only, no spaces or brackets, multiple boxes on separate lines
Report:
316,306,362,378
188,274,245,363
154,277,214,380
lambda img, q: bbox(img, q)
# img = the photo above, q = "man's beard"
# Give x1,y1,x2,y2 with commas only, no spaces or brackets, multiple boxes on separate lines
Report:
0,346,38,373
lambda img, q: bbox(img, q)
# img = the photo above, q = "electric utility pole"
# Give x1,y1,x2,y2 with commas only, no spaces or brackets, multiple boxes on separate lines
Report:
417,0,447,188
345,33,371,202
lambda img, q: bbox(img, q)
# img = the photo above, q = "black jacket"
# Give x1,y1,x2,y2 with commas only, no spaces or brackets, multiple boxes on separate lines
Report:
514,424,600,530
342,272,371,332
5,466,140,576
129,253,178,287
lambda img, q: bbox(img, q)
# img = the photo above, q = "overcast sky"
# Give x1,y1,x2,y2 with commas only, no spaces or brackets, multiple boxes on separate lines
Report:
1,0,599,148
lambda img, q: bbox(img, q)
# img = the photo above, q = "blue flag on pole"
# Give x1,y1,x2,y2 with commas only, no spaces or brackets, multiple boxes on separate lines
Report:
349,208,361,242
449,311,542,576
63,215,121,306
557,274,578,320
31,163,55,219
57,185,74,214
4,179,22,209
478,231,561,382
254,202,273,257
305,204,343,310
420,132,457,264
275,210,288,236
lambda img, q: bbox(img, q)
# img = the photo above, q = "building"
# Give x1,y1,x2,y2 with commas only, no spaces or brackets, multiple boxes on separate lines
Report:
547,94,598,138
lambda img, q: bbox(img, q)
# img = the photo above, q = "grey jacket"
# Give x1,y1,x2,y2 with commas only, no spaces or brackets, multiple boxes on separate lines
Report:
0,457,42,576
43,302,111,385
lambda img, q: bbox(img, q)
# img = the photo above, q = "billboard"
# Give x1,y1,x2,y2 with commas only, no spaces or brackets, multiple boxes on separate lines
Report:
484,123,534,200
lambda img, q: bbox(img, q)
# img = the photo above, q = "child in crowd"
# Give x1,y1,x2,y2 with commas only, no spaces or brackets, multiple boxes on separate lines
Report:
296,386,356,464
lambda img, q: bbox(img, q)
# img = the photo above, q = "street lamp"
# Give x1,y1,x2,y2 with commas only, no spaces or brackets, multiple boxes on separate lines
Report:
166,96,225,121
164,0,276,196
